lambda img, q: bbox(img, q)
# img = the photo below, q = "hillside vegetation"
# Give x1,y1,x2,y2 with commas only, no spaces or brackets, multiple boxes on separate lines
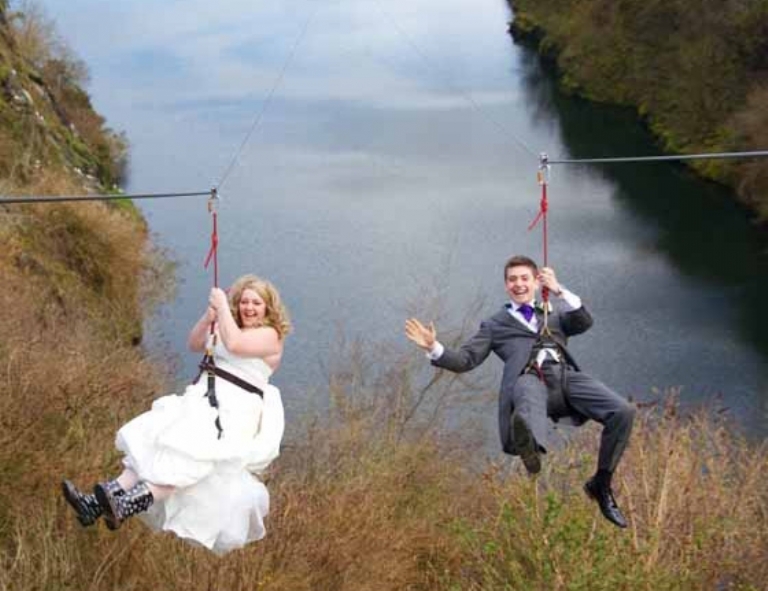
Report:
508,0,768,222
0,0,167,343
0,0,126,190
0,3,765,590
2,346,767,591
0,0,171,578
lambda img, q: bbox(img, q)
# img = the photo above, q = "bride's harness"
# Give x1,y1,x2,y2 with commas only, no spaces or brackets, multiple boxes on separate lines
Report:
193,351,265,440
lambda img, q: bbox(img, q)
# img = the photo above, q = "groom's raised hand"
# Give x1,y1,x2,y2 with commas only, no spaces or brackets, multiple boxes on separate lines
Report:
405,318,436,351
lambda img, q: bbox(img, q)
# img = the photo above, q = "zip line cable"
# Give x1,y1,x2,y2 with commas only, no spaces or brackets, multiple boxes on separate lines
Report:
369,1,768,172
2,0,767,208
370,0,538,161
0,190,211,205
365,2,768,292
528,147,768,300
6,150,763,206
1,8,317,205
215,6,318,192
545,150,768,165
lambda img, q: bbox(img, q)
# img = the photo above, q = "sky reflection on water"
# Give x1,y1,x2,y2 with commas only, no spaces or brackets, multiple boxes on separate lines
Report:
38,0,768,440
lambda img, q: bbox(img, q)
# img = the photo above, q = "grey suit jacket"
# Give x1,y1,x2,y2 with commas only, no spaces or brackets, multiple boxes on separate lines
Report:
432,301,593,414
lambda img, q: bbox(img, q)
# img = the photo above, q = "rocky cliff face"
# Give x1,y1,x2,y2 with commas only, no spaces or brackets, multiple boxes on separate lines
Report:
0,2,162,346
0,2,126,193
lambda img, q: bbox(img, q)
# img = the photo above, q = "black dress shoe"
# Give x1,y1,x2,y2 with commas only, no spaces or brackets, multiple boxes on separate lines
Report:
584,478,628,528
512,413,541,475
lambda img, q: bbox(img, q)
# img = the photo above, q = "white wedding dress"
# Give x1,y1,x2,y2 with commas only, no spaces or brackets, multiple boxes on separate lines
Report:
115,339,284,555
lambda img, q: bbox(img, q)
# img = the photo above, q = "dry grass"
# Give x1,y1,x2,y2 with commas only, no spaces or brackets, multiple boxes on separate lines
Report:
451,396,767,591
0,162,765,589
0,173,171,548
0,316,765,591
1,178,765,589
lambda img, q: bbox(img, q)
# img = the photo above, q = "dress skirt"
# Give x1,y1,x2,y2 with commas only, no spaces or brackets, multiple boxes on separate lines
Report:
115,375,284,554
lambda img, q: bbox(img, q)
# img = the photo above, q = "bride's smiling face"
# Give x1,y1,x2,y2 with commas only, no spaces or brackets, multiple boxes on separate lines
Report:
238,288,267,328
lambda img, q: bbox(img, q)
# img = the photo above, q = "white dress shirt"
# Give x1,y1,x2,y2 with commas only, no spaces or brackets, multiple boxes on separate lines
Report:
428,287,582,363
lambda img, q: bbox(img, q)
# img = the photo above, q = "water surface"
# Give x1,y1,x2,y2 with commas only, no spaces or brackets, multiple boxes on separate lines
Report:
40,0,768,440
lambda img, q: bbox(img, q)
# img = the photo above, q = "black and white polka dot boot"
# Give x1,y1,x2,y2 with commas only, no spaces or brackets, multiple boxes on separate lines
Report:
94,481,154,531
61,479,123,527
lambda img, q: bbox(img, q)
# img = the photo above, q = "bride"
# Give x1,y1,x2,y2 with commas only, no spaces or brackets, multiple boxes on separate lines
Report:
62,274,291,555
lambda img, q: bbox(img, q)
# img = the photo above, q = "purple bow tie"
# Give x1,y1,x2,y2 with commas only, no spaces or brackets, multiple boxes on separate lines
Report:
517,303,535,322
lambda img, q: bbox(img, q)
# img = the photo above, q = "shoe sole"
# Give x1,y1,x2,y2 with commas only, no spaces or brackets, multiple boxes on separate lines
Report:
61,480,96,527
512,414,541,474
583,480,628,529
94,483,122,531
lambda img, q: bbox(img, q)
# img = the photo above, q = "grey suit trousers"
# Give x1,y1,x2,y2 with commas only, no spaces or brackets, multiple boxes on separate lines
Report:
500,364,636,472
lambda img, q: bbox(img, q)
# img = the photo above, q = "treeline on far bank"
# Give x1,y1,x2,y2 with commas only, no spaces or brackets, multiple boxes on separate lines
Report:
508,0,768,222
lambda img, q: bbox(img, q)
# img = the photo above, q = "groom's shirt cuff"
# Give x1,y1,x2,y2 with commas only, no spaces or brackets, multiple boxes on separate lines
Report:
427,341,444,360
555,286,581,311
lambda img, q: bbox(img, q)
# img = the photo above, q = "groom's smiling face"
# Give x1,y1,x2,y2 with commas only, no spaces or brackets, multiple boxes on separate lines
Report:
505,265,539,305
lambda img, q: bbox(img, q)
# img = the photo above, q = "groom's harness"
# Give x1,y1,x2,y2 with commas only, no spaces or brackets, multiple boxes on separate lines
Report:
521,317,576,421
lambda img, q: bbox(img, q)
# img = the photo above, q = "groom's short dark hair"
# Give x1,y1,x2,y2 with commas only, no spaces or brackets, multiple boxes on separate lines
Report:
504,255,538,279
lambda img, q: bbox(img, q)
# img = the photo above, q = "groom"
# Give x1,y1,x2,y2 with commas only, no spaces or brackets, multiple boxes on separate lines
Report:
405,255,635,528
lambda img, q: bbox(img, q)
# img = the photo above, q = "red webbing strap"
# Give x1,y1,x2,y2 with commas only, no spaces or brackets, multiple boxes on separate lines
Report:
202,188,223,439
528,157,550,304
203,188,219,291
204,188,220,337
528,156,553,336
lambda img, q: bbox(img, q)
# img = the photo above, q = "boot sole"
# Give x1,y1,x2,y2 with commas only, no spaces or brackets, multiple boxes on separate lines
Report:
94,483,122,531
61,480,96,527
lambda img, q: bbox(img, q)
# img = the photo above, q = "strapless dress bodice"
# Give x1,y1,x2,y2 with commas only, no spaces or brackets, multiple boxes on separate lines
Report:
213,339,273,386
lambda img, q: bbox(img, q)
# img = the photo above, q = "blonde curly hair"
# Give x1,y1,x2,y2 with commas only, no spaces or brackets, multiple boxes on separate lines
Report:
227,274,292,339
